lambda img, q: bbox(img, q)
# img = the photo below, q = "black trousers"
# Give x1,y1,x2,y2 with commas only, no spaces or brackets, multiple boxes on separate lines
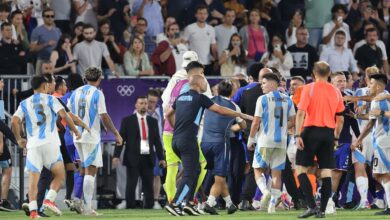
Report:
240,150,257,201
125,155,154,209
282,156,303,202
37,168,52,210
172,139,200,204
228,137,246,205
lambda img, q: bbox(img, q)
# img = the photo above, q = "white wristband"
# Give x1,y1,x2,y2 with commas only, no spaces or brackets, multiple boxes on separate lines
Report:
247,136,256,147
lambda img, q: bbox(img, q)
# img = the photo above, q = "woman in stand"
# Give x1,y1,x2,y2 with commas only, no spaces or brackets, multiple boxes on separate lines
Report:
50,34,77,75
219,33,247,77
123,36,154,76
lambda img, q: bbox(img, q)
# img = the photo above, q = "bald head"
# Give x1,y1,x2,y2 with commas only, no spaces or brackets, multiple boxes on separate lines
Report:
189,74,207,93
258,68,273,82
313,61,331,78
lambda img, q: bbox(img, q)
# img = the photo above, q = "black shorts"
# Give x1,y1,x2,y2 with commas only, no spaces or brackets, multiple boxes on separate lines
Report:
0,141,11,161
59,132,72,165
296,126,335,169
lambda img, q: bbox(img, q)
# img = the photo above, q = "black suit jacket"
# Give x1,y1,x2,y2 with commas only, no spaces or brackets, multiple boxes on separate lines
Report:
239,83,263,139
114,114,164,168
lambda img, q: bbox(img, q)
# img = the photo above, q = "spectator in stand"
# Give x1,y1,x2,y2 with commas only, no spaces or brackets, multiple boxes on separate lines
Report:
288,26,319,79
223,0,246,26
21,3,38,40
132,0,164,38
322,4,350,48
73,0,98,29
378,0,390,45
355,27,389,76
97,0,130,42
51,0,72,35
156,16,176,44
133,17,156,57
239,9,269,66
183,4,218,76
123,36,154,76
166,0,192,28
96,19,122,77
260,34,293,78
30,8,62,75
278,0,305,32
71,21,84,47
49,34,77,75
219,33,247,77
0,22,26,75
187,0,226,26
258,0,282,37
353,22,387,62
320,31,359,75
0,3,16,40
304,0,333,49
73,24,118,76
11,10,29,51
285,9,303,47
151,23,188,76
215,9,237,56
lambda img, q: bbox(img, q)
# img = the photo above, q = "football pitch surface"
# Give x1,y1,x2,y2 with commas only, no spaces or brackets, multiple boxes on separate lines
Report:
2,209,388,220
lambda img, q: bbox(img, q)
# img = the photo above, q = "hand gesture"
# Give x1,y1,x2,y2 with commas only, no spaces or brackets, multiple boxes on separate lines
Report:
296,137,304,150
74,130,82,140
350,141,360,151
370,109,381,117
17,138,27,148
240,113,253,121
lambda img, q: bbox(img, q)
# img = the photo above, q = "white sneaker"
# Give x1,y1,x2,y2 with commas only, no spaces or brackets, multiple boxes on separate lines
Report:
197,202,206,215
83,209,103,216
153,201,162,209
268,201,276,214
116,201,126,210
260,191,271,210
252,200,261,210
73,199,83,214
325,200,336,215
374,199,385,209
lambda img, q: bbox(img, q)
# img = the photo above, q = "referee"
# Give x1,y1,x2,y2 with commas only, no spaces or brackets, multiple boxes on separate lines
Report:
294,62,345,218
165,74,252,216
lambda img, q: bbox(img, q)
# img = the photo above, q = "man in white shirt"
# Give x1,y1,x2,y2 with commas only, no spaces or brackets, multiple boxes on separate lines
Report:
215,9,237,56
322,4,350,48
183,4,218,75
320,30,358,75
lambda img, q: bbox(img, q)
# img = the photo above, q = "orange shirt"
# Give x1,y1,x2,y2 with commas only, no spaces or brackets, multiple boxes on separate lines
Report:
298,81,345,129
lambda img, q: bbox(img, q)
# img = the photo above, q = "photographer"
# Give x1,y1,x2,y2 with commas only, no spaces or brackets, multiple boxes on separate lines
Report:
151,22,188,76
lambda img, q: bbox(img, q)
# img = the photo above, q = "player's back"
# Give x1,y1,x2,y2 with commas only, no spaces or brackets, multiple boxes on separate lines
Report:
371,91,390,148
355,87,370,130
17,93,62,148
68,85,106,144
256,90,294,149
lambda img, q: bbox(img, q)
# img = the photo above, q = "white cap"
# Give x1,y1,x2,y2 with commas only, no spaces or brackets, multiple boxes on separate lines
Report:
181,51,198,68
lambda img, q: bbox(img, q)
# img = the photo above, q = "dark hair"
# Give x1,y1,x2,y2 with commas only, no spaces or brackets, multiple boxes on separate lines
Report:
291,76,305,84
185,61,204,73
369,74,388,85
331,4,347,15
238,79,248,87
365,27,378,36
10,10,23,20
195,4,208,13
84,67,102,82
137,17,148,26
247,63,264,82
83,23,95,31
54,34,71,53
67,73,84,91
1,22,11,30
147,89,160,98
42,8,54,17
0,3,10,13
42,73,54,83
225,8,235,15
71,22,85,43
218,80,234,97
330,71,345,80
136,95,148,102
335,30,346,36
227,33,247,66
262,73,280,84
31,75,48,90
96,19,111,42
55,76,65,91
268,34,286,59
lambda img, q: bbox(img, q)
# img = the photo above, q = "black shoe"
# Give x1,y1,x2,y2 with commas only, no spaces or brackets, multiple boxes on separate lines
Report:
39,212,50,217
293,199,302,210
227,204,237,215
0,200,16,212
165,203,183,216
298,207,319,218
375,208,390,215
315,211,325,218
240,200,254,211
183,204,200,216
203,203,218,215
22,202,30,216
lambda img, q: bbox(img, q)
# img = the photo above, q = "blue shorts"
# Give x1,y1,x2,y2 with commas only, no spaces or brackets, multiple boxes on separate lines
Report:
201,142,229,177
334,143,351,171
0,159,11,168
154,156,163,176
66,144,80,163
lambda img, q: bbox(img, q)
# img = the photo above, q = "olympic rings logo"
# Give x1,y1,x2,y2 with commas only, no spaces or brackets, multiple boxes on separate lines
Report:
116,85,135,96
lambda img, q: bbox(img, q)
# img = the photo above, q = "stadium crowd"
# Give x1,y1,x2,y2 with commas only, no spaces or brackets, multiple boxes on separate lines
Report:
3,0,390,219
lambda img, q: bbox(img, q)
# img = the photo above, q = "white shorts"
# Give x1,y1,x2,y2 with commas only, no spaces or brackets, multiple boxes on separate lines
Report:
287,138,297,169
26,144,63,173
373,147,390,174
352,134,374,165
253,147,286,171
74,142,103,168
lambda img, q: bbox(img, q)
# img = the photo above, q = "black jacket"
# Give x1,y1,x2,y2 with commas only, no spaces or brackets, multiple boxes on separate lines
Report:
114,114,164,167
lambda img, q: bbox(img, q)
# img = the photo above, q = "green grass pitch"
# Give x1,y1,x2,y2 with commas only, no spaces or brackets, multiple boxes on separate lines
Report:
1,209,387,220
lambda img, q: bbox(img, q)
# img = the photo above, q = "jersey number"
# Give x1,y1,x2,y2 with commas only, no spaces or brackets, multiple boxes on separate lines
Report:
34,104,46,126
274,107,283,127
78,98,86,119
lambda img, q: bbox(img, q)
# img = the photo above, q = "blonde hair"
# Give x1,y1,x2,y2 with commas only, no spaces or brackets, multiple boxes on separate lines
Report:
365,66,380,77
130,36,145,55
